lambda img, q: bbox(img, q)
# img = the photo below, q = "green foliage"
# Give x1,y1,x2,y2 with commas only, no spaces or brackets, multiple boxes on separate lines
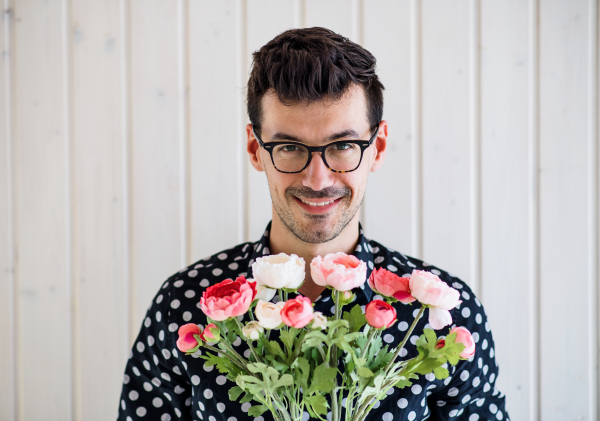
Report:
307,363,337,395
343,304,367,333
305,394,329,416
247,405,268,417
228,386,244,401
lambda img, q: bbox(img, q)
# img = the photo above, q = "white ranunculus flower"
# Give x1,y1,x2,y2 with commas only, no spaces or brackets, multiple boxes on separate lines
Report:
247,278,277,302
255,283,277,302
311,312,328,330
255,300,285,329
242,321,264,340
252,253,305,290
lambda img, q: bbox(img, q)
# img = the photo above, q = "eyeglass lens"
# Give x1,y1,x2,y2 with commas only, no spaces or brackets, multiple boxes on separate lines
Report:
272,143,362,172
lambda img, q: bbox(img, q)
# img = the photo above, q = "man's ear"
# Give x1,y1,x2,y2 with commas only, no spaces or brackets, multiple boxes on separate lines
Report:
369,120,388,172
246,124,265,172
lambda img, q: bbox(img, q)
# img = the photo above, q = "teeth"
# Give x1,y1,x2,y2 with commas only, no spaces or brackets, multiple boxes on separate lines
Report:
299,198,337,207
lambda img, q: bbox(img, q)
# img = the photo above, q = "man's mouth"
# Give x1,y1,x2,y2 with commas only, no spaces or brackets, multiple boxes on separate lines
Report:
297,198,339,207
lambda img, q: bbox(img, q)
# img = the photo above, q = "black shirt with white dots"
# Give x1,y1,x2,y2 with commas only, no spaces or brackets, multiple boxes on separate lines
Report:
117,222,509,421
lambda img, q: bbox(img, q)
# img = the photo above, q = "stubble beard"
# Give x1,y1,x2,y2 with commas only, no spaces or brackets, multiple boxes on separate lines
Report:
271,185,364,244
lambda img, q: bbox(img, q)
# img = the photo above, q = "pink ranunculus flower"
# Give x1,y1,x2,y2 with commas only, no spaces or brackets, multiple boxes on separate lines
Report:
365,300,397,329
199,323,219,342
200,276,257,321
436,327,476,359
280,296,314,328
176,323,202,352
310,252,367,292
451,326,476,358
409,270,461,330
368,267,416,304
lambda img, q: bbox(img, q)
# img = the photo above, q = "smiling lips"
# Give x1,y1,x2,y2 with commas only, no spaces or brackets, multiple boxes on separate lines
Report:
298,197,338,207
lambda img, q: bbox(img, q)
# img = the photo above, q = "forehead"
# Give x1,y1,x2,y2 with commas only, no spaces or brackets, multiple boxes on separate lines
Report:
260,84,370,139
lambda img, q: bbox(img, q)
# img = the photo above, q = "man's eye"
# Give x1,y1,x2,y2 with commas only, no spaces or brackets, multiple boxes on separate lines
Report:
333,143,355,151
279,144,301,152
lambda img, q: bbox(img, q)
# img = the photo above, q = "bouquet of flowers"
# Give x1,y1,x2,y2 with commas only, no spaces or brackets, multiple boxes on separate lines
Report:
175,252,475,421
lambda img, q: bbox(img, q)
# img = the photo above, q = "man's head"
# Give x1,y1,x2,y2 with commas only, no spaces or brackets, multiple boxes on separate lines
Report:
246,27,388,245
247,27,384,133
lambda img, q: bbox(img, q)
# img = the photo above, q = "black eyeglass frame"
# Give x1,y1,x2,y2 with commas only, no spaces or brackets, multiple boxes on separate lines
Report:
252,124,380,174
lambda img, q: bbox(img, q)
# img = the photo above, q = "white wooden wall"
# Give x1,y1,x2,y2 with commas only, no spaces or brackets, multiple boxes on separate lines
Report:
0,0,598,420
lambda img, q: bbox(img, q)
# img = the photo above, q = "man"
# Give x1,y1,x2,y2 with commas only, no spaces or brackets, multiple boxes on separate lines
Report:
118,27,509,421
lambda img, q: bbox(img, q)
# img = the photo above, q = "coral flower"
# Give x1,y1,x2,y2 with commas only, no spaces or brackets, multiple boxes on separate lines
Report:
200,276,257,321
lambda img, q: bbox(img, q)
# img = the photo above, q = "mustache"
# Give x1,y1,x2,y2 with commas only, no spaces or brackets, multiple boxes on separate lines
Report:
286,186,351,199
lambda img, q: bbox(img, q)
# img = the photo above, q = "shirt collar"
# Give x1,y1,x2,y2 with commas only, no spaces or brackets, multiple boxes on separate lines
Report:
247,221,374,302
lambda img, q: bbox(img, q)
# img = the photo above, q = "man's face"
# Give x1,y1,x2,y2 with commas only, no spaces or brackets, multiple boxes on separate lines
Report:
247,84,386,244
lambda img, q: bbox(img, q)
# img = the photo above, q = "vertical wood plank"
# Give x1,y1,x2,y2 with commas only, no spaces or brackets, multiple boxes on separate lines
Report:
421,0,472,284
479,0,532,419
188,0,245,260
12,0,71,418
588,0,599,419
539,0,593,419
304,0,359,43
362,1,413,254
0,1,15,419
129,0,183,330
246,1,297,241
70,0,127,419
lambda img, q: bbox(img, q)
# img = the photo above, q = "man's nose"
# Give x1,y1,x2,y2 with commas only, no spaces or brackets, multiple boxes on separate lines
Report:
301,152,336,191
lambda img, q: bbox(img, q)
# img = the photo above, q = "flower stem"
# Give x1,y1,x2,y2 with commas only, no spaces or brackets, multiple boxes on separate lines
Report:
359,328,377,359
383,305,426,374
202,343,248,373
234,317,262,363
331,289,341,421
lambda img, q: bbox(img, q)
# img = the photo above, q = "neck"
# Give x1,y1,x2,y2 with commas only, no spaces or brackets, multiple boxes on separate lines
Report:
268,210,361,302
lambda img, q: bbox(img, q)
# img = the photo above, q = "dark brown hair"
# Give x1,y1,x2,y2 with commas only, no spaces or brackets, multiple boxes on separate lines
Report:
247,27,384,132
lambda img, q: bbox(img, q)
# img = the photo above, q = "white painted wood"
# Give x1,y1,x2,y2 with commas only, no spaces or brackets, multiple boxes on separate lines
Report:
420,0,472,286
70,0,127,419
304,0,359,43
539,1,595,419
246,1,297,241
479,1,532,419
129,0,183,332
12,0,72,418
188,0,245,260
362,0,413,256
0,1,15,419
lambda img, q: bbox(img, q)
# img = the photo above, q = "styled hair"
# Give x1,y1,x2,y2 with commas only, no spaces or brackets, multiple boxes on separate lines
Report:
247,27,384,132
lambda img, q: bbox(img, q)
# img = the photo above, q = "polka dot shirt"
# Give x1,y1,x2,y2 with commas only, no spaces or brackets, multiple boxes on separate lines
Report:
117,222,509,421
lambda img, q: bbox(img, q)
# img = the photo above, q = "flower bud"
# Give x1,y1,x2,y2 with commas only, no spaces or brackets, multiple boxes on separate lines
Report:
242,321,264,340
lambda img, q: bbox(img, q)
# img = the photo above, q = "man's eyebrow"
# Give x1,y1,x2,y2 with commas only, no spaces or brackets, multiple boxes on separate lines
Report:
270,129,361,143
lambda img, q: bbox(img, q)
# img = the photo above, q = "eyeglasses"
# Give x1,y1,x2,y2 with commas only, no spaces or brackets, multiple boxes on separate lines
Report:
252,124,380,174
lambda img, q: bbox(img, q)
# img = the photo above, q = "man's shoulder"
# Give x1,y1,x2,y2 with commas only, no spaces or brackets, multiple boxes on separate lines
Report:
149,240,257,325
367,238,475,296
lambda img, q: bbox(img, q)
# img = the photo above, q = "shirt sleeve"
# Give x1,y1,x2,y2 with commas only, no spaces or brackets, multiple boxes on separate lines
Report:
427,279,509,421
117,280,193,420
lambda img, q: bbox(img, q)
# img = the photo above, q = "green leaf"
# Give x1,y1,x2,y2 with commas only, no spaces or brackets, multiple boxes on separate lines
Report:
307,363,337,395
248,405,268,417
280,328,300,354
394,377,412,389
225,319,240,343
433,366,449,380
343,304,367,333
305,394,329,415
274,374,294,390
357,366,374,378
228,386,244,401
291,357,310,391
239,392,253,403
266,341,286,360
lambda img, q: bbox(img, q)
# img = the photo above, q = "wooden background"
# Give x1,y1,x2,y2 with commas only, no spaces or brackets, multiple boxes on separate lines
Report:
0,0,598,420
